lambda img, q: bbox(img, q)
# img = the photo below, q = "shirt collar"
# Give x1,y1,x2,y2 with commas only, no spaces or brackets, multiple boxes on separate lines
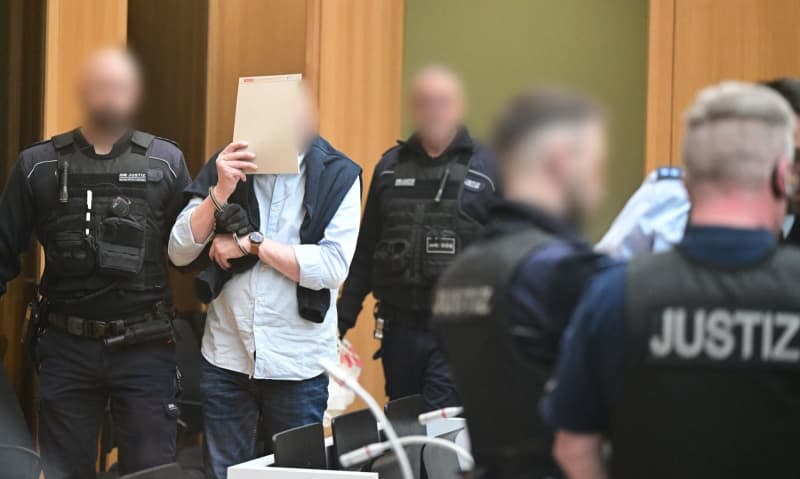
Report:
680,225,776,267
72,128,133,159
486,199,586,245
399,126,474,159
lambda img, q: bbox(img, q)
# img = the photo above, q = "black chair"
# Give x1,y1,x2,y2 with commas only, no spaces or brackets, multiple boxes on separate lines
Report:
385,395,426,478
370,453,405,479
385,394,426,437
422,428,463,479
118,463,182,479
173,317,203,436
0,366,40,479
330,408,379,469
272,422,327,469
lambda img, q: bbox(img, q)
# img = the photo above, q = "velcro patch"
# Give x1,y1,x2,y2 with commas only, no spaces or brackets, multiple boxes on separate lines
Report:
394,178,416,187
426,236,456,255
463,178,484,192
119,172,147,183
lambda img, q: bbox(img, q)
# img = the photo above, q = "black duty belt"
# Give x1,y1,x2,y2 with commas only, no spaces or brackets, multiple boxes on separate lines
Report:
48,312,152,339
376,303,431,330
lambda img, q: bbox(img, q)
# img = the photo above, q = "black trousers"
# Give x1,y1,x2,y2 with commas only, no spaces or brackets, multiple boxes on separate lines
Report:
379,320,459,410
36,327,178,479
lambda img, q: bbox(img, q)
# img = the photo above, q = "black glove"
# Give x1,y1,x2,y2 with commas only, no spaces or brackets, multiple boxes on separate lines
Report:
214,203,251,236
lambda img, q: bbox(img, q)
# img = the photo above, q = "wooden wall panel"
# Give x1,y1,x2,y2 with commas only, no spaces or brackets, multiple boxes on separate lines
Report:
43,0,128,137
127,0,209,175
0,0,45,403
317,0,405,409
645,0,675,172
647,0,800,168
128,0,211,312
204,0,308,159
670,0,800,165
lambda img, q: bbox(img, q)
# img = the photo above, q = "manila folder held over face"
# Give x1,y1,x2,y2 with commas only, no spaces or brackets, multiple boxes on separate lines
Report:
232,73,302,175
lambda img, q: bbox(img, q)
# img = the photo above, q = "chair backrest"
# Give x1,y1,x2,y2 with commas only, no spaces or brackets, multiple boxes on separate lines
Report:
272,422,327,469
385,395,426,478
0,366,40,479
173,317,203,434
118,462,182,479
423,429,462,479
369,454,405,479
330,408,379,468
385,394,426,437
173,317,202,405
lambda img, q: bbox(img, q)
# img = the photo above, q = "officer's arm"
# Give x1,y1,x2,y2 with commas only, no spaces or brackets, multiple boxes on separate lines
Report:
337,165,384,335
168,151,220,267
0,157,37,295
553,432,607,479
161,152,192,244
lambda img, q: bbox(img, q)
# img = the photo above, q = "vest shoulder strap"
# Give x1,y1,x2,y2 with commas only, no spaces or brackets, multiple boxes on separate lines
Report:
131,131,155,149
51,132,75,150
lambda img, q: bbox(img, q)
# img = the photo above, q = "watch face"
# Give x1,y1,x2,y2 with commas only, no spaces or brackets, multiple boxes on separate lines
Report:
249,232,264,244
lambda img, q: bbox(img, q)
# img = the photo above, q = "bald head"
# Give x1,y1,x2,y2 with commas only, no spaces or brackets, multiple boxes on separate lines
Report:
410,65,466,151
78,48,142,133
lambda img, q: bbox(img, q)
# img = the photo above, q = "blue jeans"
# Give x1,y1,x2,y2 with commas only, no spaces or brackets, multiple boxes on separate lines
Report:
200,358,329,479
37,327,178,479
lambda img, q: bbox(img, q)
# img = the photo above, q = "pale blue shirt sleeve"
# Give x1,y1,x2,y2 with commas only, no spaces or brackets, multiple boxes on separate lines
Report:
596,169,690,260
293,177,362,291
168,196,212,267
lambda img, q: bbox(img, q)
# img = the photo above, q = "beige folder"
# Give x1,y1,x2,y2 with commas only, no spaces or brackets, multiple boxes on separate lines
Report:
232,74,302,174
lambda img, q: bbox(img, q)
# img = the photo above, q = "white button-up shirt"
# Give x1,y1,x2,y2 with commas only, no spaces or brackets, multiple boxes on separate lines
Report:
168,156,361,379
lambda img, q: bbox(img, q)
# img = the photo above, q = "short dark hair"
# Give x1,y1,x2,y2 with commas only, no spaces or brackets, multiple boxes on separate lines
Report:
492,88,604,162
761,78,800,115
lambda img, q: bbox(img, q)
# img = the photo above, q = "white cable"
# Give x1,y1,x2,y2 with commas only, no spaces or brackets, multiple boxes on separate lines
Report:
339,435,474,470
319,359,414,479
418,406,463,425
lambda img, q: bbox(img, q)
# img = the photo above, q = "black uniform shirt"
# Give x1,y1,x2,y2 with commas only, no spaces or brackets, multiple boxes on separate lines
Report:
0,130,191,319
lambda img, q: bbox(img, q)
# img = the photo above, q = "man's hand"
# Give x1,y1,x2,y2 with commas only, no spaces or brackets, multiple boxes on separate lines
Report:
209,234,248,270
214,141,258,203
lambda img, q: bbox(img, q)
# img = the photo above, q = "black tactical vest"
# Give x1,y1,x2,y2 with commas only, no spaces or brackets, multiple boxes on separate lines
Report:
612,246,800,479
39,131,168,305
433,228,560,478
372,149,483,311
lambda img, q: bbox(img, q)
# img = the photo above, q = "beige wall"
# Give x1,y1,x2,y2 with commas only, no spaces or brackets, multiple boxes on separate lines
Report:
314,0,405,410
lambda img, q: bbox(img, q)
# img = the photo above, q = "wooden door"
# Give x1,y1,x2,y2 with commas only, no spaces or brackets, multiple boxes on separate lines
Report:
646,0,800,170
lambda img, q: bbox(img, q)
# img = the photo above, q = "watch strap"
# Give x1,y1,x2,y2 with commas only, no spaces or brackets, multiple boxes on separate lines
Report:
248,234,262,256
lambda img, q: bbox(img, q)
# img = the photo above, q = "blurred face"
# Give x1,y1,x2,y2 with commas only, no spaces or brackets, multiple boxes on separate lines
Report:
79,50,142,133
789,116,800,214
410,70,465,147
564,120,608,223
294,85,318,150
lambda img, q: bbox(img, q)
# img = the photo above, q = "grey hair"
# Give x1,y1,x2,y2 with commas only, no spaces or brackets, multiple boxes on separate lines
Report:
682,81,796,190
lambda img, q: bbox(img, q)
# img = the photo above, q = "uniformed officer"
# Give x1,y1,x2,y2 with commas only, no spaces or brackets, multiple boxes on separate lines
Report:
337,65,497,408
597,77,800,259
0,49,191,478
544,82,800,479
432,89,609,478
